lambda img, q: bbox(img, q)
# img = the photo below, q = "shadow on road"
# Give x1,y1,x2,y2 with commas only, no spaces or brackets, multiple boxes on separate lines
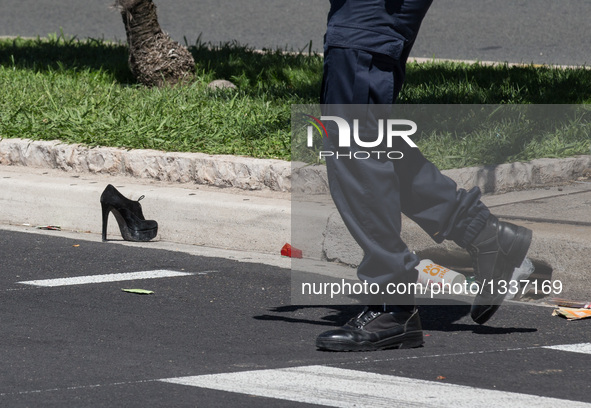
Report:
254,303,537,335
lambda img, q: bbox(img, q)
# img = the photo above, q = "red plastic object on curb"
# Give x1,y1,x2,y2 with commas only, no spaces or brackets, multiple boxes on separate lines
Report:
281,243,302,258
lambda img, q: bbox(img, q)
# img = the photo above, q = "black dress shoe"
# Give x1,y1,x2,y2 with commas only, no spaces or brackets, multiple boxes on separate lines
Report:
468,215,532,324
316,307,424,352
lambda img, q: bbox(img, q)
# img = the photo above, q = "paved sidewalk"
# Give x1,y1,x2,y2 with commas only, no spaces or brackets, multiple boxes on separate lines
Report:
1,147,590,304
0,166,290,255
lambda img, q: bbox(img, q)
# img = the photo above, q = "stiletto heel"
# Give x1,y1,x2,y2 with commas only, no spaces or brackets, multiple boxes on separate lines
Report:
100,184,158,242
101,201,110,241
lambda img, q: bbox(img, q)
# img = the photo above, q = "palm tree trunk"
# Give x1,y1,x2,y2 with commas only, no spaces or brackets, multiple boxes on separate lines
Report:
116,0,195,87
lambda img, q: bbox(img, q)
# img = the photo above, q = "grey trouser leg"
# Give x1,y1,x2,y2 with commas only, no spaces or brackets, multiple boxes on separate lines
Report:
321,0,490,304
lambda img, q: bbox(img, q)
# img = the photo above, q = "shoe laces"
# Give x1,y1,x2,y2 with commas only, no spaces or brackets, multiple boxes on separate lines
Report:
349,308,381,329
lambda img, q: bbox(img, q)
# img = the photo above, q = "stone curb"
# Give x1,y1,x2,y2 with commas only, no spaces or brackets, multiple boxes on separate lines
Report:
294,155,591,195
0,138,291,192
0,139,591,194
408,57,591,70
441,156,591,194
1,138,589,194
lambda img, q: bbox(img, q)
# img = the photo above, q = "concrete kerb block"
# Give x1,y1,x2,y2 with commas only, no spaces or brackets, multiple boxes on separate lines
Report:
532,156,591,185
84,146,125,174
441,155,591,194
54,143,125,175
25,140,60,168
203,156,260,190
291,162,329,194
322,211,363,265
54,142,88,172
0,139,21,165
123,149,196,183
193,154,291,191
0,139,57,168
0,138,589,194
0,138,293,191
266,162,292,191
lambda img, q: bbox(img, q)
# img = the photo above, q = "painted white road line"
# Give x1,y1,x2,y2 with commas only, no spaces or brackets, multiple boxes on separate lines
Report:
543,343,591,355
159,365,591,408
18,270,195,287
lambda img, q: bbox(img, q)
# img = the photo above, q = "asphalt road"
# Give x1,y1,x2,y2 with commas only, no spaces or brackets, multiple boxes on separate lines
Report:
1,0,590,65
2,2,591,405
1,228,590,407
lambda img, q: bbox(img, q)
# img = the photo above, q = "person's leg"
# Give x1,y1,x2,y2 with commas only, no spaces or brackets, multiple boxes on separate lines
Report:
319,0,435,302
395,146,491,248
321,47,418,306
316,0,433,351
393,142,533,324
316,0,532,352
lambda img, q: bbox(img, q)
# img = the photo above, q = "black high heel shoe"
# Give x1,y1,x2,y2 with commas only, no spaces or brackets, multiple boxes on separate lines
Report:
100,184,158,242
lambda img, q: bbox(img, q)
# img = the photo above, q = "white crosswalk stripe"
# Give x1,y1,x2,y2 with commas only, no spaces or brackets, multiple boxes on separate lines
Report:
543,342,591,355
160,362,591,408
17,270,196,287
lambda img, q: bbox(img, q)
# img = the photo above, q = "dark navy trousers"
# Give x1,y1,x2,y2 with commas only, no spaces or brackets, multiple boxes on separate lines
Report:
321,0,490,304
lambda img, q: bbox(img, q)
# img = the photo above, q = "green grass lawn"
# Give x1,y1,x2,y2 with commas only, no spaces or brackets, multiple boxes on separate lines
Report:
1,34,590,169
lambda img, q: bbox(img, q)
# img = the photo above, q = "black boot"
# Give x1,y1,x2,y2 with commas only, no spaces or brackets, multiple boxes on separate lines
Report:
316,306,423,352
468,215,532,324
100,184,158,242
